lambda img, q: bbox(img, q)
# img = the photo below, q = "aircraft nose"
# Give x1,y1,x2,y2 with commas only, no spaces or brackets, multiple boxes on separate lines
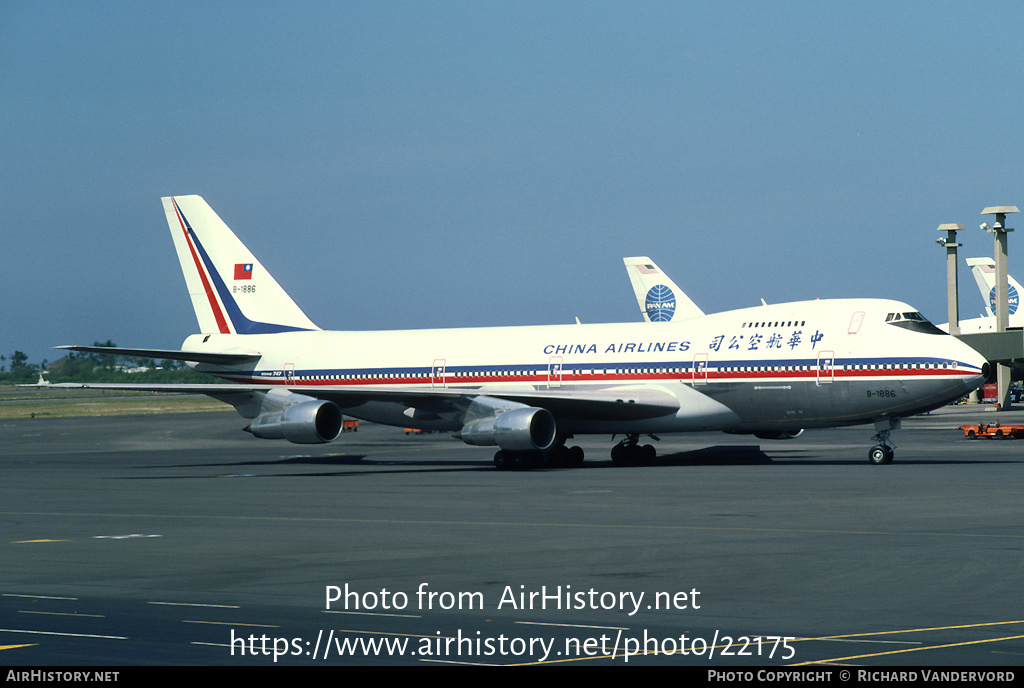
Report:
961,343,990,390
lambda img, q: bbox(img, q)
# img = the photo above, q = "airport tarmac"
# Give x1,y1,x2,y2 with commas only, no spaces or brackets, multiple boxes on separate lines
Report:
1,405,1022,666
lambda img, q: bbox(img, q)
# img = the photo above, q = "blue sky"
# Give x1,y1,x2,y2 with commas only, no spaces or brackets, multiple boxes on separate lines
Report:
3,1,1024,364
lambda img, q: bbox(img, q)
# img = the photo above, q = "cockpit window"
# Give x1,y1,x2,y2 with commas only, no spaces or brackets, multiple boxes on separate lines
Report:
885,311,945,334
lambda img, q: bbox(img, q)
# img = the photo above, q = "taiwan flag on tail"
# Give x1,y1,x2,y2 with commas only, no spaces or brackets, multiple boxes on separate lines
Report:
234,263,253,280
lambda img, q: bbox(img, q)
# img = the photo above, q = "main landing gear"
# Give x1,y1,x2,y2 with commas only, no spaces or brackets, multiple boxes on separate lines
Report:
868,419,899,465
610,433,658,465
493,441,585,471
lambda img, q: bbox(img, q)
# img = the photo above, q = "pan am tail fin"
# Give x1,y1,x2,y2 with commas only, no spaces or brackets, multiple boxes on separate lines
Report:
623,256,705,323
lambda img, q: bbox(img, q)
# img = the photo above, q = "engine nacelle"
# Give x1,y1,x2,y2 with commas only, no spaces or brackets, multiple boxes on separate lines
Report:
753,429,804,440
458,407,557,451
247,399,344,444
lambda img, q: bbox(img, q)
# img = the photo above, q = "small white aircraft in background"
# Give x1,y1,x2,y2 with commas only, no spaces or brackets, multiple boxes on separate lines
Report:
58,196,987,467
943,257,1024,334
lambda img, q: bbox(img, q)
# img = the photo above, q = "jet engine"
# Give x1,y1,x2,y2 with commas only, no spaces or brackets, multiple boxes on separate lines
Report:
458,406,557,452
247,399,344,444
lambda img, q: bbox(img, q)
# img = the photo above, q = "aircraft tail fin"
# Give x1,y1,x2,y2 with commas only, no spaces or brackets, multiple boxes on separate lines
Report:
623,257,705,322
162,196,320,334
966,257,1022,319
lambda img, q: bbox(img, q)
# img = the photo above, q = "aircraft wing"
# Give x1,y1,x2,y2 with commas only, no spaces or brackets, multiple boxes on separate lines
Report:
53,380,682,422
56,345,262,365
304,384,683,421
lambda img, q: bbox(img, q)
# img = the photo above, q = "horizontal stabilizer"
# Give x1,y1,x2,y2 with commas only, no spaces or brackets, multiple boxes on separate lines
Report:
51,381,263,393
55,345,261,365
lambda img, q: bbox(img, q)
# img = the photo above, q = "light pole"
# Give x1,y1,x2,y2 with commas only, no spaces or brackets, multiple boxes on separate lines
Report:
935,224,963,336
981,205,1018,409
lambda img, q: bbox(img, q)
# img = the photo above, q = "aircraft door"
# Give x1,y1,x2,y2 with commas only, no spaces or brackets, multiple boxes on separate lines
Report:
284,363,296,386
816,350,835,385
693,353,708,386
548,356,563,389
848,311,865,334
432,359,446,388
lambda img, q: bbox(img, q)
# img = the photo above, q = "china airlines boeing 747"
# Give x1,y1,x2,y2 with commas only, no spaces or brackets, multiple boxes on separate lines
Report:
59,196,988,468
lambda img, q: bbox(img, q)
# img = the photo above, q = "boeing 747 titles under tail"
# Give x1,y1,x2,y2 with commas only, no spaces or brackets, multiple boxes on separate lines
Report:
57,195,988,467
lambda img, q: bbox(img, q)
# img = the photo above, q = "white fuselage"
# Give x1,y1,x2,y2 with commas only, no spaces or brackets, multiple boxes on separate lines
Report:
183,298,988,435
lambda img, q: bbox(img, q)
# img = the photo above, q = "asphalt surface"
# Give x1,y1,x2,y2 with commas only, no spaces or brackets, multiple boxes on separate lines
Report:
1,405,1022,666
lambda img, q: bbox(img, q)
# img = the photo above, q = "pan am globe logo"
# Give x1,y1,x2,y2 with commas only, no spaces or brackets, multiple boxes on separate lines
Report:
989,285,1020,316
645,285,676,322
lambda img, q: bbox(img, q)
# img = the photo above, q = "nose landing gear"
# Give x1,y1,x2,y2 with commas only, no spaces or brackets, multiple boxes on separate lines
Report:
868,419,899,465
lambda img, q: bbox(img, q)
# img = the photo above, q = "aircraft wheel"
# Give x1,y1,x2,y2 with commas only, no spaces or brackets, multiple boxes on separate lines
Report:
494,450,509,471
868,445,894,465
640,444,657,463
548,445,571,467
613,443,640,465
510,451,543,471
567,445,585,467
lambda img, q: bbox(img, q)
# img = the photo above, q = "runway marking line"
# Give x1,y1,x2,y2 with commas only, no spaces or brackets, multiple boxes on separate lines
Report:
182,620,278,628
800,619,1024,641
324,610,420,618
795,633,1024,664
810,637,919,644
19,611,104,618
3,511,1023,540
791,619,1024,665
149,601,240,609
0,628,127,640
12,539,70,543
504,620,1024,666
334,628,454,639
515,620,628,631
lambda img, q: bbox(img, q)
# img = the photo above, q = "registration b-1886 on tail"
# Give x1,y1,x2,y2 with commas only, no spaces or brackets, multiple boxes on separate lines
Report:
59,196,987,467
